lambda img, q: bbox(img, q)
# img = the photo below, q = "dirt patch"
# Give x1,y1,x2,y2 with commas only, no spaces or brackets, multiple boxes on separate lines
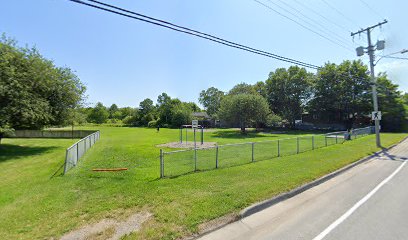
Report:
61,212,152,240
198,213,238,233
182,213,239,239
157,141,217,149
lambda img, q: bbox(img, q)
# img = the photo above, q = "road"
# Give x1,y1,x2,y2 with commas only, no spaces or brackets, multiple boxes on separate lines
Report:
199,139,408,240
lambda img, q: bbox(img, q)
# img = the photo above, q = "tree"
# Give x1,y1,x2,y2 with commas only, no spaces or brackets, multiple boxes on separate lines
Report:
171,103,193,127
108,104,119,119
0,35,86,129
308,60,371,129
139,98,154,115
376,73,407,132
186,102,201,112
199,87,224,117
218,94,270,133
266,66,313,127
228,83,257,95
139,98,155,125
157,93,172,124
87,102,109,124
253,81,267,98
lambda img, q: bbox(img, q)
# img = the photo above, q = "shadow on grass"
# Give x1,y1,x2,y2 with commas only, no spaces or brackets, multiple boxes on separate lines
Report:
211,130,271,139
0,144,58,163
211,129,327,140
161,141,346,179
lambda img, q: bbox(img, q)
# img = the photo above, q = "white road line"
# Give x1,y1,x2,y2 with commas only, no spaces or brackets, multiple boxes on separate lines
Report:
313,160,407,240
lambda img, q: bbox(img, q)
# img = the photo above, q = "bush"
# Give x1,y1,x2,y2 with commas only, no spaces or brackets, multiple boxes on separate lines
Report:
0,125,15,144
148,120,158,128
266,114,283,127
122,115,138,126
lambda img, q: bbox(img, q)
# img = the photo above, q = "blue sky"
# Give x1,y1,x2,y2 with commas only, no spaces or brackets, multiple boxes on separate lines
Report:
2,0,407,108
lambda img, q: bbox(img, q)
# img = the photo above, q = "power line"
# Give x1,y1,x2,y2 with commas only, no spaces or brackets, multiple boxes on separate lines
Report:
271,0,354,48
254,0,353,52
320,0,361,29
358,0,384,19
68,0,320,69
291,0,351,34
381,56,408,61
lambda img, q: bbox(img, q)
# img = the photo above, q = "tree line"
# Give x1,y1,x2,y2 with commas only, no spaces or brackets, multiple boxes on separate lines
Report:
81,94,201,128
200,62,407,132
1,35,407,137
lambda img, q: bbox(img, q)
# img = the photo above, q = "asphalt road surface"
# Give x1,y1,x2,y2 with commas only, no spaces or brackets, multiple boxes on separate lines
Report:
199,139,408,240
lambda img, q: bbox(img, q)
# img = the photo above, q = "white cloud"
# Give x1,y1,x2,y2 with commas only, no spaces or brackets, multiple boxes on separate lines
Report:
376,60,408,93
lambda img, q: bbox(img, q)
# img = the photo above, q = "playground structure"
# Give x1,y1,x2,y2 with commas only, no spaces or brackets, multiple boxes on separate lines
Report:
179,124,204,145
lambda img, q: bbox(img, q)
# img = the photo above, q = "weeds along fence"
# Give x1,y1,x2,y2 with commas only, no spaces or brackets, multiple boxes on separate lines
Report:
159,126,374,178
64,131,100,174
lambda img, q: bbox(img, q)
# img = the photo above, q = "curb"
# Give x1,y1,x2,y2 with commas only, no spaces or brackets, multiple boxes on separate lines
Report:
239,136,408,218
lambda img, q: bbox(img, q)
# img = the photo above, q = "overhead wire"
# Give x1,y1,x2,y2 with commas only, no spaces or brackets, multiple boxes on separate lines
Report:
269,0,354,48
253,0,353,53
320,0,361,29
68,0,320,69
291,0,351,34
358,0,384,19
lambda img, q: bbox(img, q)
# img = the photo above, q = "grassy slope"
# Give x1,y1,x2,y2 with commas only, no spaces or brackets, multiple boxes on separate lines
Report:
0,127,405,239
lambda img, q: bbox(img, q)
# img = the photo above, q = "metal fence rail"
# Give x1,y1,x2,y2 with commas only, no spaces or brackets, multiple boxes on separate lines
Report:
64,131,100,174
160,127,374,178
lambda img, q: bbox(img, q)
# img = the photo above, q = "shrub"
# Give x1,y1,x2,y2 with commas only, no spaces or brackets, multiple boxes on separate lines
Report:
148,120,158,128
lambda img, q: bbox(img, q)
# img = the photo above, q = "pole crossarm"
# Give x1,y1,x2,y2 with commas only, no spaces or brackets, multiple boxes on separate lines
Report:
351,19,388,36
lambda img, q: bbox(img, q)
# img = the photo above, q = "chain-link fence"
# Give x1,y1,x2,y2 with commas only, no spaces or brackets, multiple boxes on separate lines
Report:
64,131,100,174
160,127,375,178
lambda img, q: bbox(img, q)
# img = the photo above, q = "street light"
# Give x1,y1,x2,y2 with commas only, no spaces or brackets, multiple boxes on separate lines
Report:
375,48,408,65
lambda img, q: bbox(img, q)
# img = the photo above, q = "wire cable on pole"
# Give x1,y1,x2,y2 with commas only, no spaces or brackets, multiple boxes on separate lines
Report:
267,0,354,49
254,0,353,52
320,0,361,29
275,0,353,46
68,0,320,69
358,0,384,19
291,0,350,34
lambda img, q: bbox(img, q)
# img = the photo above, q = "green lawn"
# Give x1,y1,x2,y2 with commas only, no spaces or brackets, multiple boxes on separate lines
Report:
0,127,406,239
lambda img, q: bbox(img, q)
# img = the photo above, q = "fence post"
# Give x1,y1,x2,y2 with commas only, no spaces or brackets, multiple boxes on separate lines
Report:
297,137,299,154
194,128,197,171
63,149,69,175
216,145,219,168
277,139,280,157
160,149,164,178
336,134,338,144
325,135,328,147
252,142,255,162
76,143,79,163
201,127,204,145
312,136,314,150
180,128,182,143
185,128,187,144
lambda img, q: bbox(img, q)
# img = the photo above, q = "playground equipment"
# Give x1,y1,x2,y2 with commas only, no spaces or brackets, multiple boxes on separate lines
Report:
179,124,204,145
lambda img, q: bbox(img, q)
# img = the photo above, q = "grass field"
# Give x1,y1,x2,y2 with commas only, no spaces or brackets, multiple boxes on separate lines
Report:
0,127,406,239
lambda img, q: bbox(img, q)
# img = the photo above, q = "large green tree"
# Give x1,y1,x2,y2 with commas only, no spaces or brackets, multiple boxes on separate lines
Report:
108,104,119,119
266,66,313,127
228,83,257,95
87,102,109,124
218,94,270,133
376,73,407,132
308,60,371,129
0,35,86,129
199,87,224,117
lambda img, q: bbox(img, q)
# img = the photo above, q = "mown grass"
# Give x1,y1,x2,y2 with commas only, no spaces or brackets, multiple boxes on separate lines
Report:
0,127,405,239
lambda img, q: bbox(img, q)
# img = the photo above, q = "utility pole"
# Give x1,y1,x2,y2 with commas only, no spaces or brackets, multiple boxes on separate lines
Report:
351,20,387,148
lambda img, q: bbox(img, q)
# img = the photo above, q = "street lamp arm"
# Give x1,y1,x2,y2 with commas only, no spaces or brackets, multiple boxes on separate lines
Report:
374,49,408,66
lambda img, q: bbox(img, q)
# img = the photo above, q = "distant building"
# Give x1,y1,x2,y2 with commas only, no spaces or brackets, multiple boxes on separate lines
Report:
192,112,214,128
